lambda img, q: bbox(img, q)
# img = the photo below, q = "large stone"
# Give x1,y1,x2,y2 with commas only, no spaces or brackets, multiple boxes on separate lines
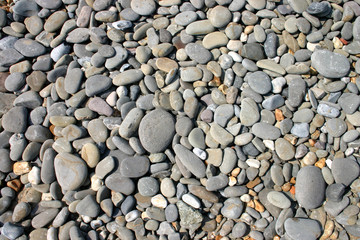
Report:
54,153,88,191
331,158,360,186
295,166,326,209
311,50,350,78
138,109,175,153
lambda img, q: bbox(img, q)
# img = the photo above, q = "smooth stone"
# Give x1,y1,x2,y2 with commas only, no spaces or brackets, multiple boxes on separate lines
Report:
203,32,228,49
138,177,159,196
252,122,281,140
275,138,295,161
240,98,260,127
208,5,231,28
76,195,100,217
174,144,206,178
343,130,360,142
14,38,45,57
131,0,156,15
25,125,52,142
326,118,347,137
120,156,150,178
0,49,25,67
267,191,291,209
2,106,27,133
35,0,62,9
44,11,68,33
331,158,360,186
262,95,284,110
185,43,212,64
241,43,265,61
138,109,175,153
284,218,321,240
209,123,234,146
105,173,135,195
5,72,26,92
291,123,309,138
175,11,197,26
32,208,59,228
113,69,144,86
1,222,24,240
311,50,350,78
54,153,88,191
221,198,243,219
288,76,306,108
186,20,215,35
295,166,325,209
246,71,272,95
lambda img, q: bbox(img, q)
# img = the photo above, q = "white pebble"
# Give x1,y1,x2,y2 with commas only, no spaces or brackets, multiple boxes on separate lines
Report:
106,91,117,107
193,147,207,160
345,147,354,156
116,86,128,98
240,194,251,203
182,193,201,209
125,210,140,222
246,159,260,168
28,166,41,185
271,77,286,94
263,140,275,151
326,159,332,169
228,51,243,62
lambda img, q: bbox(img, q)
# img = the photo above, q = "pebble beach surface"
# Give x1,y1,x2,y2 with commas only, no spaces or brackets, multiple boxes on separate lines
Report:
0,0,360,239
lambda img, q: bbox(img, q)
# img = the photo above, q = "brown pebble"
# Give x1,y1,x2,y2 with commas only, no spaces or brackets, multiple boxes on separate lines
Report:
254,199,265,212
7,179,23,192
246,177,261,189
275,109,284,121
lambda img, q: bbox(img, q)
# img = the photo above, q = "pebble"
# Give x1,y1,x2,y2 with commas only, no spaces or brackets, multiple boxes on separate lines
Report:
311,50,350,78
139,109,175,153
295,166,326,209
284,218,321,240
54,153,88,191
0,0,359,239
331,158,360,186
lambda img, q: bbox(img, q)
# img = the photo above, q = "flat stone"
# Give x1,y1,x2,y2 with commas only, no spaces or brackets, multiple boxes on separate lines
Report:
284,218,321,240
326,118,347,137
311,50,350,78
131,0,156,15
113,69,144,86
174,144,206,179
209,123,234,146
105,173,135,195
240,98,260,126
246,71,272,95
1,222,24,240
35,0,62,9
252,122,281,140
275,138,295,161
203,32,228,49
0,49,24,67
331,158,360,186
221,198,243,219
186,20,215,35
208,6,231,28
185,43,212,64
267,191,291,209
120,156,150,178
2,106,27,133
14,38,45,57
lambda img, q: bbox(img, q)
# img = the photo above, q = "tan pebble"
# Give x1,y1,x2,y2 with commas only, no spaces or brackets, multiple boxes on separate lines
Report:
151,194,167,208
13,162,31,175
208,76,221,87
329,230,338,239
254,199,265,212
333,37,343,49
81,142,100,168
218,84,228,94
244,26,254,34
320,220,334,240
315,158,326,168
41,193,53,201
155,57,178,73
229,176,237,186
273,236,281,240
290,177,296,184
215,215,222,223
91,174,103,191
231,167,241,177
282,182,291,192
303,152,317,165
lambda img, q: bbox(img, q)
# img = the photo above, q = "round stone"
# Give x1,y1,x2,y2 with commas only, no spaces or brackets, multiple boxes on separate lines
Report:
275,138,295,161
138,177,159,196
138,109,175,153
208,6,232,28
131,0,156,16
54,153,88,191
326,118,347,137
120,156,150,178
246,71,272,95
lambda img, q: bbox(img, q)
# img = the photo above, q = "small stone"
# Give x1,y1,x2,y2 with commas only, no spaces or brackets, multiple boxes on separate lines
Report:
174,144,206,179
138,177,159,196
284,218,321,240
76,195,100,217
208,6,232,28
131,0,156,16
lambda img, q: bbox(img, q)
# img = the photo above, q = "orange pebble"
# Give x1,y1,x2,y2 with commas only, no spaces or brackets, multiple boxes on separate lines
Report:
290,186,296,195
